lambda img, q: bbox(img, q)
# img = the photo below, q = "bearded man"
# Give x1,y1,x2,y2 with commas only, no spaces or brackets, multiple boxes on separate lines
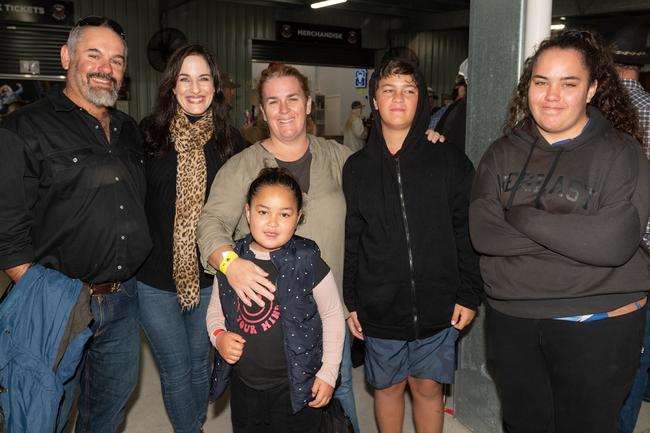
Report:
0,17,151,433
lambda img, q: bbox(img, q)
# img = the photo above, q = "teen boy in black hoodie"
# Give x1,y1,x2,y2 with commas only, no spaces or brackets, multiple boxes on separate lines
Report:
342,57,482,433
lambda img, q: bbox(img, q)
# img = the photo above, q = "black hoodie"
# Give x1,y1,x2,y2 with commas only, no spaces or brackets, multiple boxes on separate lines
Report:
469,107,650,319
342,64,482,341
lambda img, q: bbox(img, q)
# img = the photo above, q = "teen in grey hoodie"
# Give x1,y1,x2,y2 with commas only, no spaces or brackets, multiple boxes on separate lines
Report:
469,30,650,433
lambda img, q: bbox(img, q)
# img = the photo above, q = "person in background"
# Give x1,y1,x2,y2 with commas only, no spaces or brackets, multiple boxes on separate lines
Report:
221,72,240,110
138,44,245,433
433,58,468,153
343,100,368,152
428,77,464,132
470,30,648,433
6,99,28,114
0,83,23,114
612,24,650,158
241,113,270,146
197,63,362,433
206,167,344,433
610,20,650,433
426,87,439,113
343,56,481,433
0,16,151,433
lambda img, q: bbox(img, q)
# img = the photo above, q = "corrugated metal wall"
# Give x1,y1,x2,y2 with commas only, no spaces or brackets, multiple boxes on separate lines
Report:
164,0,393,126
0,23,70,77
70,0,468,123
164,0,275,125
390,29,469,102
74,0,161,120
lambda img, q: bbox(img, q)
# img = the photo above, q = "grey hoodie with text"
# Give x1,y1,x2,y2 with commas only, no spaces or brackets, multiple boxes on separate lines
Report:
469,106,650,319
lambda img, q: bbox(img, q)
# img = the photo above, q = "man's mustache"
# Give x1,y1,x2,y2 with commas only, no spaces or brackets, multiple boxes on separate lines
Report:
86,72,118,88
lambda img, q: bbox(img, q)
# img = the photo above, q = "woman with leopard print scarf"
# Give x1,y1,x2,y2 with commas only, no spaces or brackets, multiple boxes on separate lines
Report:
138,44,245,433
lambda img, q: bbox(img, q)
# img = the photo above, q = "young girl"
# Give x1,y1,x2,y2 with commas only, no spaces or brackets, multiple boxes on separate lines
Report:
206,167,345,433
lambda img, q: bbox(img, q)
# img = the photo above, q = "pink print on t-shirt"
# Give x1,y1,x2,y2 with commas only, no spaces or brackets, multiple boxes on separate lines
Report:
236,300,281,335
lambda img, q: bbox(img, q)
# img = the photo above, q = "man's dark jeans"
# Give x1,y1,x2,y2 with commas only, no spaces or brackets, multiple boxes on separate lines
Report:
56,278,140,433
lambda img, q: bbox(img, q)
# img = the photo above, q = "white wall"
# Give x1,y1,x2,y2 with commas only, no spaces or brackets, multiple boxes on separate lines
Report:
314,66,373,135
252,62,373,136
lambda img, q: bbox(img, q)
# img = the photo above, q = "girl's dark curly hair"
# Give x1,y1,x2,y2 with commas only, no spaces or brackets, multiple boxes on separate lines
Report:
504,29,642,144
142,44,235,160
246,167,303,211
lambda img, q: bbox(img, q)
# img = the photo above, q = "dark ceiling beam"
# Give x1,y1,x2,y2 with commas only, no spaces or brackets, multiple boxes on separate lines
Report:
230,0,304,4
552,0,650,16
227,0,469,18
315,0,469,18
350,0,469,14
204,0,306,9
405,9,470,31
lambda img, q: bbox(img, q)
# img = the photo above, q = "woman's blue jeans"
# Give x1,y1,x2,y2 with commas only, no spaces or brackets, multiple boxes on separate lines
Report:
335,329,361,433
138,281,212,433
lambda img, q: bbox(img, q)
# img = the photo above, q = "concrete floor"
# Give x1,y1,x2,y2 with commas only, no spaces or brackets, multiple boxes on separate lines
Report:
116,338,650,433
120,338,473,433
2,269,649,433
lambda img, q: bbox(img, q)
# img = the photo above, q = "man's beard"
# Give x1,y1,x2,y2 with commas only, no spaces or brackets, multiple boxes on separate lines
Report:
78,72,120,107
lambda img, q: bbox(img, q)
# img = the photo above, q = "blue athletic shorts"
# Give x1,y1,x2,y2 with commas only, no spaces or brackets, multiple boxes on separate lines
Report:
364,327,459,389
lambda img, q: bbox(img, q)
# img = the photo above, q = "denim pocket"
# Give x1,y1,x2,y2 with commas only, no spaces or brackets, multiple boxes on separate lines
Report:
118,279,137,298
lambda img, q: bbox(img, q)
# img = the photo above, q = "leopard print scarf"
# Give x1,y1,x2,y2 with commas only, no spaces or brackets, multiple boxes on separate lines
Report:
170,107,213,310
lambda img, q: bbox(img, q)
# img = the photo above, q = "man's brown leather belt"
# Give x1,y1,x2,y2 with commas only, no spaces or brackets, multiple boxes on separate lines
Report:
88,282,121,296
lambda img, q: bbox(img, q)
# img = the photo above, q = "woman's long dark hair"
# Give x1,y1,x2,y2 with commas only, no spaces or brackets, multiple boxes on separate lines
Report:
142,44,235,160
504,29,642,144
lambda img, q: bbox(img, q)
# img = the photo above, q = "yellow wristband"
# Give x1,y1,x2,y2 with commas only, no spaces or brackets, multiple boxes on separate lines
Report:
219,251,239,275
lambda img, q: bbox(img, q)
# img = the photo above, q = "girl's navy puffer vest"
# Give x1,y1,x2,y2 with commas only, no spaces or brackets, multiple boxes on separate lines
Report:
209,234,324,413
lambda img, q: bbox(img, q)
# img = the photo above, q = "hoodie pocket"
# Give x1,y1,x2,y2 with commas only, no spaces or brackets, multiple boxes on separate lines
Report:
358,283,413,329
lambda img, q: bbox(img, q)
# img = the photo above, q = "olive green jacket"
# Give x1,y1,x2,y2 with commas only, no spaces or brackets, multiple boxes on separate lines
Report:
197,135,351,312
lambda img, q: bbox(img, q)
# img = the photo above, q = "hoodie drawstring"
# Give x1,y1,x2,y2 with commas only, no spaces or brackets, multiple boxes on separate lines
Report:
505,142,536,211
505,141,565,211
534,148,563,209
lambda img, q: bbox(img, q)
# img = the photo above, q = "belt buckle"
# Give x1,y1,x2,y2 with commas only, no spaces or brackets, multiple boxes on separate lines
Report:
88,281,122,296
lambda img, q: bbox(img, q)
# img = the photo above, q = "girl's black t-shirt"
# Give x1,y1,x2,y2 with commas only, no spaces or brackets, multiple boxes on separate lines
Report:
234,255,328,390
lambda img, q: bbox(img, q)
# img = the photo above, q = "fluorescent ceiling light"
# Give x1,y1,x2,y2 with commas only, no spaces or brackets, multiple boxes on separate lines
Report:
311,0,347,9
550,23,566,30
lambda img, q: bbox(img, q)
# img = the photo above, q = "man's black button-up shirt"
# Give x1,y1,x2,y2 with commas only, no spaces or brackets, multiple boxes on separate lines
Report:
0,89,151,282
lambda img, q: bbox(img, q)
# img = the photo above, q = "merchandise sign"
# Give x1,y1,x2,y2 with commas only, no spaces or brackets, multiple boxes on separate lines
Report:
277,21,361,46
0,0,74,26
